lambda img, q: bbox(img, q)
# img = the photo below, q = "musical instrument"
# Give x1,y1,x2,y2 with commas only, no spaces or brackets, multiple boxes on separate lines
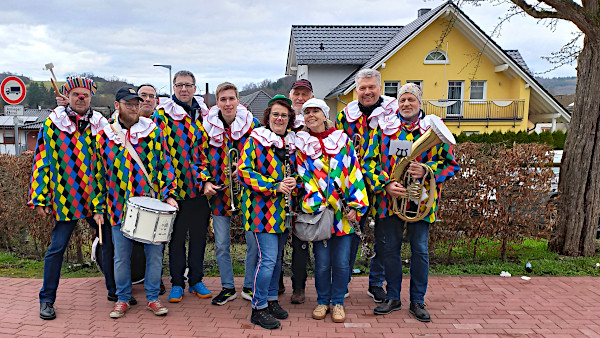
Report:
121,196,177,245
224,148,241,211
391,118,456,221
352,134,362,160
92,237,146,284
283,143,296,228
333,181,375,259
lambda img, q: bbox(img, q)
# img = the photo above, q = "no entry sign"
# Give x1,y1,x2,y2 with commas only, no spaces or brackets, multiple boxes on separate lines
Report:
1,76,27,105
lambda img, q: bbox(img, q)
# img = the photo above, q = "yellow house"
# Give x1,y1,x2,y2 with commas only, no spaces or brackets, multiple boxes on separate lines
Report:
285,1,570,134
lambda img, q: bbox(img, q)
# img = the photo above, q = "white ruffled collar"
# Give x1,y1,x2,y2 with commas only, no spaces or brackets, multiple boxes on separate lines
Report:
104,117,156,145
157,97,208,121
344,95,398,125
203,104,254,147
49,106,107,136
251,127,296,150
295,129,348,160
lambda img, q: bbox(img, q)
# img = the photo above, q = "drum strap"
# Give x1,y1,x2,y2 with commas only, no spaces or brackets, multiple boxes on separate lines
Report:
110,122,157,199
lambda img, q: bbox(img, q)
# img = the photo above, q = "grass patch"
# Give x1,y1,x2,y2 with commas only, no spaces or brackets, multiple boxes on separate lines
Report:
1,238,599,279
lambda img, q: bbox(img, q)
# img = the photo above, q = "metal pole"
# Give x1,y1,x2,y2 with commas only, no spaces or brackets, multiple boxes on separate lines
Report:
14,117,20,156
169,68,172,97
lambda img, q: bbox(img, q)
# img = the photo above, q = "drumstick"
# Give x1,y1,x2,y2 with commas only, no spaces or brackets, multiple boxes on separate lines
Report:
98,221,103,245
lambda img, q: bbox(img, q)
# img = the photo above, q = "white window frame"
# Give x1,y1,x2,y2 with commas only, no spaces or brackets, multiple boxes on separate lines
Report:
469,80,487,104
384,81,400,98
406,80,423,90
424,50,449,64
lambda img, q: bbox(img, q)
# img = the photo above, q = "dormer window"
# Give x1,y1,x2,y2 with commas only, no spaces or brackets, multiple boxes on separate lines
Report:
424,50,448,64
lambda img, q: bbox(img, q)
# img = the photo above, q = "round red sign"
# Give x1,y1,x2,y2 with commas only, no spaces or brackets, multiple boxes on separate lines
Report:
1,76,27,105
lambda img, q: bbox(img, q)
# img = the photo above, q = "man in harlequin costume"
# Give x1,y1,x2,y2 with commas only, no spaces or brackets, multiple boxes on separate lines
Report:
93,86,179,319
335,68,396,303
152,70,212,303
362,83,459,321
201,82,260,306
28,76,109,320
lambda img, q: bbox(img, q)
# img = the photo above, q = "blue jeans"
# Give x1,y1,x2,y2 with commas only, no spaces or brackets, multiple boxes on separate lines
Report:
243,230,258,289
349,216,385,287
39,218,115,303
251,231,288,309
313,235,352,306
377,216,430,303
112,224,164,302
212,215,235,289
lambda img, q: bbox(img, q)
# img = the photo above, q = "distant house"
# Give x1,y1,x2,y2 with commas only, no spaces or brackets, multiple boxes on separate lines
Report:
0,108,51,155
239,90,272,123
285,1,570,134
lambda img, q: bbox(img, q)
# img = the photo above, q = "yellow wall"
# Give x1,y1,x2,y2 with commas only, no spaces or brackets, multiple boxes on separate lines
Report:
376,16,531,133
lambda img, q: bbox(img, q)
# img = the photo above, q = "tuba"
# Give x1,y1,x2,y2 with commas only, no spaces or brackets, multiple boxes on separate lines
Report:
224,148,241,211
391,118,455,222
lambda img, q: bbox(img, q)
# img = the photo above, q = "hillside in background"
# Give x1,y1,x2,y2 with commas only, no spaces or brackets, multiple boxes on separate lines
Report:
535,76,577,95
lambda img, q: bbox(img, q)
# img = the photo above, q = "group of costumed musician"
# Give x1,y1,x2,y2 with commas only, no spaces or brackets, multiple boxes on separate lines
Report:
200,82,260,305
28,76,110,320
92,86,179,318
363,82,459,321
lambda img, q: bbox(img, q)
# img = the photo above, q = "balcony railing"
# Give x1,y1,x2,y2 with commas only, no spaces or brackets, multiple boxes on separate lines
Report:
423,99,525,128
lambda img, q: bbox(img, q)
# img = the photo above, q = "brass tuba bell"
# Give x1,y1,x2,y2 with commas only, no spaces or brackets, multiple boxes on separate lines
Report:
391,117,455,222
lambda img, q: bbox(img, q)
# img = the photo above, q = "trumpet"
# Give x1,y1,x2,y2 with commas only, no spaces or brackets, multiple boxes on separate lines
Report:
333,180,375,259
283,143,296,228
224,148,241,211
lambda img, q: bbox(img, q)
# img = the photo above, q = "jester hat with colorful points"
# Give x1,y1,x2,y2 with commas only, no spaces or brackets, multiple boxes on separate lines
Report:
60,76,98,96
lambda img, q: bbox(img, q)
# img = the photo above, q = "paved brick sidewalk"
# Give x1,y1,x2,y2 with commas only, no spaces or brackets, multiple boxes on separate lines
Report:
1,276,599,337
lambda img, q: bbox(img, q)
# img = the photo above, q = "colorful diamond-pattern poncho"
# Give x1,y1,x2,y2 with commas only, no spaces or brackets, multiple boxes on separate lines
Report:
296,130,369,236
362,114,459,223
238,128,299,233
92,119,179,227
28,112,108,221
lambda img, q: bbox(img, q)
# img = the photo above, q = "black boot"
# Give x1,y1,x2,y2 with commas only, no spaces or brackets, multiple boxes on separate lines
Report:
40,302,56,320
251,308,281,330
373,299,402,315
268,300,288,319
409,302,431,322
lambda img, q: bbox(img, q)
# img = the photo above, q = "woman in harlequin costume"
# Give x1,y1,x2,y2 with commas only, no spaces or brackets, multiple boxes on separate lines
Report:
295,98,369,324
201,82,260,306
362,83,459,321
238,96,298,330
28,76,109,320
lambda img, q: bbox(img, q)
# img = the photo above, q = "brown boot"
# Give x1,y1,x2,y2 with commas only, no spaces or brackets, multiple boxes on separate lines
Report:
290,289,305,304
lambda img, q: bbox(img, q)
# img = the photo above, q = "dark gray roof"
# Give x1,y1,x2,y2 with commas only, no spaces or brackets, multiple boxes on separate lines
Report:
0,108,52,130
505,50,532,76
326,2,447,98
292,25,403,65
239,90,272,123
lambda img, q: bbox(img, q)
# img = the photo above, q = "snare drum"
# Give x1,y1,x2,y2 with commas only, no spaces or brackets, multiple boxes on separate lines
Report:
121,196,177,245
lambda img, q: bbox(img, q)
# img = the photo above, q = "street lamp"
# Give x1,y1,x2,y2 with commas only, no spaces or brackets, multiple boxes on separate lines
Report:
153,64,172,97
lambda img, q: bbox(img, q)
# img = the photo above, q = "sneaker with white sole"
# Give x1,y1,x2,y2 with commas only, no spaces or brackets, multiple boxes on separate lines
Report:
241,287,253,301
212,288,237,305
109,301,129,319
146,300,168,316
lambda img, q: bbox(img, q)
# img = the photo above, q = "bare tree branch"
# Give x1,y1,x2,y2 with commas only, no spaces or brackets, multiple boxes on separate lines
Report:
508,0,566,19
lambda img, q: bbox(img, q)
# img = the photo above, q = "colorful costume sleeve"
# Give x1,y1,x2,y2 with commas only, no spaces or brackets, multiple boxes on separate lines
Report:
340,142,369,217
155,130,179,201
424,143,459,183
298,156,326,214
28,125,51,208
362,128,392,194
334,110,345,130
91,133,107,215
192,124,210,192
238,138,278,196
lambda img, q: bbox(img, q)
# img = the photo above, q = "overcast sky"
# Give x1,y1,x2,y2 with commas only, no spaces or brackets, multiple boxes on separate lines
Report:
0,0,580,96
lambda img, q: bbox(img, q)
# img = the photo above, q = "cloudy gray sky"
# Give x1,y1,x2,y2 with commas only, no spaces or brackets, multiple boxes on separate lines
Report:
0,0,579,95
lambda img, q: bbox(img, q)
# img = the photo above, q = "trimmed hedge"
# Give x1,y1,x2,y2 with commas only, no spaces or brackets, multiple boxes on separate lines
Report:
455,130,566,149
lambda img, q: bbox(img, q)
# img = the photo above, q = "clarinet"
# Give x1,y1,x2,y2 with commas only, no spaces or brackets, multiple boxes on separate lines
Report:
333,180,375,259
283,143,295,228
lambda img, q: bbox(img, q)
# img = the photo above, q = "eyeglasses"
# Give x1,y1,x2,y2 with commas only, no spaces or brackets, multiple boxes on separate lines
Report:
174,83,195,89
139,93,156,99
120,101,140,109
271,113,289,120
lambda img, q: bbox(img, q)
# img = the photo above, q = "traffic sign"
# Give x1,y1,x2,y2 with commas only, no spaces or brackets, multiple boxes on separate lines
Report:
4,105,24,116
1,76,27,105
